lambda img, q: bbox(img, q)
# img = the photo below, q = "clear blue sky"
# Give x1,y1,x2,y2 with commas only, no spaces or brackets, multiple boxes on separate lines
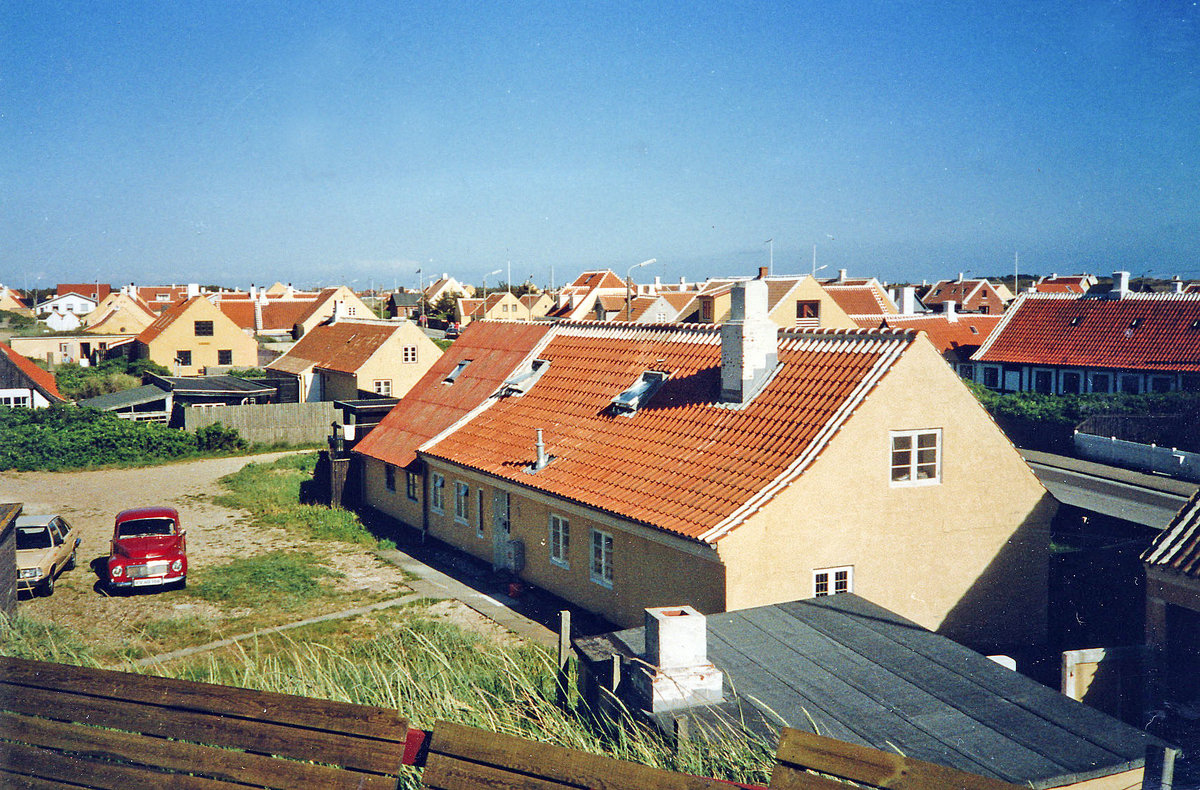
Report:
3,1,1197,291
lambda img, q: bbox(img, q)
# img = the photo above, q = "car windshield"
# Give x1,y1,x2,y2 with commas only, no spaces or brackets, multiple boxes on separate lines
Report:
117,517,176,538
16,527,52,551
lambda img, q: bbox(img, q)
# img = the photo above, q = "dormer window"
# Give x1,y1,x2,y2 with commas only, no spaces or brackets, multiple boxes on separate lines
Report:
498,359,550,397
610,371,668,415
443,359,471,384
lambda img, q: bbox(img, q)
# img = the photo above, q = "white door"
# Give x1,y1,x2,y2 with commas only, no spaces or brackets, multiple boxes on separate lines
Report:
492,490,511,570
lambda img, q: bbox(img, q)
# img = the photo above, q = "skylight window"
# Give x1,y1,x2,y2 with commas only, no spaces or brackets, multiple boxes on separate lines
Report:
443,359,471,384
1191,319,1200,330
498,359,550,397
1129,318,1141,329
1069,316,1083,326
610,371,668,415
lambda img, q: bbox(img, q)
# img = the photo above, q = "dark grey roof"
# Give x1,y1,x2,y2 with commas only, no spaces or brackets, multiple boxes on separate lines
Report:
77,384,169,411
577,595,1165,788
155,376,276,396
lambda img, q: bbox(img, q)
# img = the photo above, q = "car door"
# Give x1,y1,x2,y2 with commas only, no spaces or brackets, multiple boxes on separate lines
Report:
47,519,66,572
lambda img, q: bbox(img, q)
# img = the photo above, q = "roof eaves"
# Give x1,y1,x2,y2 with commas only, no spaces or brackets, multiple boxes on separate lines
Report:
698,330,915,543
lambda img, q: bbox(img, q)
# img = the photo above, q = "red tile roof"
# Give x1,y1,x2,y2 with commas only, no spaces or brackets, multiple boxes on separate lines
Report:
973,292,1200,372
823,283,897,317
267,321,405,375
0,343,64,402
566,270,625,290
1143,490,1200,579
217,297,321,332
421,323,915,542
137,296,199,344
57,283,112,301
875,314,1003,355
353,321,554,468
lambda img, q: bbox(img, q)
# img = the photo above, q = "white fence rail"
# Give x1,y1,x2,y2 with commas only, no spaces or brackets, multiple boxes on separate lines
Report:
1074,431,1200,482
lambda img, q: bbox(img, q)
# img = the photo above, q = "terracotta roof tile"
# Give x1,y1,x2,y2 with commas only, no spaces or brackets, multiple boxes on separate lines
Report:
824,283,897,316
267,321,405,375
423,323,913,541
353,321,554,468
875,314,1002,355
973,292,1200,371
1144,490,1200,578
0,343,64,402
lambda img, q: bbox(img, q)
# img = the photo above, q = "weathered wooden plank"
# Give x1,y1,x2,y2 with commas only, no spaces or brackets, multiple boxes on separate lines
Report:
0,767,81,790
426,720,736,789
771,728,1021,790
0,710,401,790
422,753,584,789
0,656,407,742
0,683,406,776
0,739,241,789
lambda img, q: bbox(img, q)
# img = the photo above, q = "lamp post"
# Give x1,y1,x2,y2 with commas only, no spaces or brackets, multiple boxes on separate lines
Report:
765,238,773,275
626,258,656,322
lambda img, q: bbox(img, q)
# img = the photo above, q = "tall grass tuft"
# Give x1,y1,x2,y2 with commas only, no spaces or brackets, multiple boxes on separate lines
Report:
0,615,102,667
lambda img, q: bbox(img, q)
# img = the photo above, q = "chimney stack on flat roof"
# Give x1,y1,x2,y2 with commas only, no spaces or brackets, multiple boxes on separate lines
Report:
632,606,723,714
1111,271,1131,299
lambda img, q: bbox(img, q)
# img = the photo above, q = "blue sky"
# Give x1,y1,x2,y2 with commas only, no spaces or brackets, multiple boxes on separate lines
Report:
3,2,1197,291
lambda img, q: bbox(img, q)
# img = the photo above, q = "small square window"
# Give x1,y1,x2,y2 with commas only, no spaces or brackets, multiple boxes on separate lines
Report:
176,350,192,366
403,345,418,364
982,367,999,388
194,320,214,337
374,379,392,396
217,349,233,366
890,430,941,486
814,566,853,597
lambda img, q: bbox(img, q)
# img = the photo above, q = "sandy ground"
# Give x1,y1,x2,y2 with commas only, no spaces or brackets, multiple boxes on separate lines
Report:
0,452,412,640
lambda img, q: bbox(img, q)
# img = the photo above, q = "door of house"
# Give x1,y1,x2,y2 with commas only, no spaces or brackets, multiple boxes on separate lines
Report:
492,490,511,570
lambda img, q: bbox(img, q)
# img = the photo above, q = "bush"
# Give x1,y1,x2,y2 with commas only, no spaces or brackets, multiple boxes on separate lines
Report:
55,358,170,400
967,382,1200,426
195,423,247,452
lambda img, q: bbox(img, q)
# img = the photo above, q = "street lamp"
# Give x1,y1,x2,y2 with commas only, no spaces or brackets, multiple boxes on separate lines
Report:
626,258,656,322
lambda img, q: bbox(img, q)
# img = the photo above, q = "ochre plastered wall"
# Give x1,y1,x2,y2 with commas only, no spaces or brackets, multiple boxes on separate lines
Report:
142,299,257,375
716,338,1055,649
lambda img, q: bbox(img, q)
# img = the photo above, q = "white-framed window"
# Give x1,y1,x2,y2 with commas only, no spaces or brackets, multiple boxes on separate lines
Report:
430,473,445,513
374,379,392,396
1,394,31,408
385,464,396,492
813,566,853,596
406,471,419,502
402,345,418,363
890,429,941,486
549,514,569,569
454,481,470,523
590,529,613,588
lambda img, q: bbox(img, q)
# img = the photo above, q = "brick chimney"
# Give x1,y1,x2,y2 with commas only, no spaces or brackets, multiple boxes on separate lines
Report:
720,275,778,404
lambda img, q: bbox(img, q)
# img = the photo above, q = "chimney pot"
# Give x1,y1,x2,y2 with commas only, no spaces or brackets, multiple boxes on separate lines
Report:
838,268,847,283
1112,271,1130,299
757,266,769,280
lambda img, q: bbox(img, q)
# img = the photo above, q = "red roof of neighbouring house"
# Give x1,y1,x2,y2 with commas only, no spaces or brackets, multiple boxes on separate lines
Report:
1144,490,1200,579
354,321,554,469
973,292,1200,371
823,282,897,317
875,313,1003,356
1033,275,1095,295
217,299,318,332
421,323,916,542
267,320,405,376
57,283,112,301
137,297,198,344
0,343,65,402
566,270,625,290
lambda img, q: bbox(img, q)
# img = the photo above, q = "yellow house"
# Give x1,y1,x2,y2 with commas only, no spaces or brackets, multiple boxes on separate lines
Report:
266,318,440,402
82,292,158,336
455,292,529,326
356,278,1054,652
135,296,258,376
695,272,858,329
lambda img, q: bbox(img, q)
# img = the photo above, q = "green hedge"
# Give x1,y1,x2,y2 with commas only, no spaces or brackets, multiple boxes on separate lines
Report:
0,406,239,471
966,382,1200,426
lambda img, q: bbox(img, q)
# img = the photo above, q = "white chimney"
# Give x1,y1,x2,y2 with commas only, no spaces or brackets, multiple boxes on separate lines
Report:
331,299,344,322
186,283,200,299
838,268,847,283
945,300,957,322
632,606,723,713
1173,277,1184,294
957,272,965,283
253,299,263,333
720,277,779,404
249,284,257,300
901,286,918,315
654,275,661,290
1112,271,1130,299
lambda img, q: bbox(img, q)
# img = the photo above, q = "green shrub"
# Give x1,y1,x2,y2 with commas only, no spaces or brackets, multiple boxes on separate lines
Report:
55,357,170,400
966,382,1200,426
195,423,247,452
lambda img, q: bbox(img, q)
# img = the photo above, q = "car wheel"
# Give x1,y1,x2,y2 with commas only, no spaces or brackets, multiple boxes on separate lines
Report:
38,573,55,597
66,550,77,572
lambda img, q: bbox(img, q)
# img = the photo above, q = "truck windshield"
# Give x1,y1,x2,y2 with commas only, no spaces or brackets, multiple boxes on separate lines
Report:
117,518,176,538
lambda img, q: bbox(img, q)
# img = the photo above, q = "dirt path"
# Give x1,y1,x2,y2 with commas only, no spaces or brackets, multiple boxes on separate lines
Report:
0,452,411,649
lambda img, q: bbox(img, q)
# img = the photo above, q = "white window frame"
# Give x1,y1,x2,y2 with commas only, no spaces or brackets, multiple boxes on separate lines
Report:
590,529,613,588
374,379,392,396
813,566,854,597
430,473,445,514
402,345,418,364
890,429,942,486
549,514,570,569
454,481,470,524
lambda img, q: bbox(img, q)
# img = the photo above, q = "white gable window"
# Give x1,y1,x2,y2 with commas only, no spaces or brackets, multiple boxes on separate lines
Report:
813,566,853,596
890,429,941,486
549,514,569,569
374,379,392,396
430,473,445,514
402,345,418,363
590,529,613,588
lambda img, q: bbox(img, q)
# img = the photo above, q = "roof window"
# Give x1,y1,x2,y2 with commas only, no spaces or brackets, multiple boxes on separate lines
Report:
969,325,978,334
1129,318,1141,329
443,359,471,384
610,370,669,415
1069,316,1083,326
498,358,550,397
1191,319,1200,330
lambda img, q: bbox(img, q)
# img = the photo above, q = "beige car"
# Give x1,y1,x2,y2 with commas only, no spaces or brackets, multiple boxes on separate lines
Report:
16,515,80,597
